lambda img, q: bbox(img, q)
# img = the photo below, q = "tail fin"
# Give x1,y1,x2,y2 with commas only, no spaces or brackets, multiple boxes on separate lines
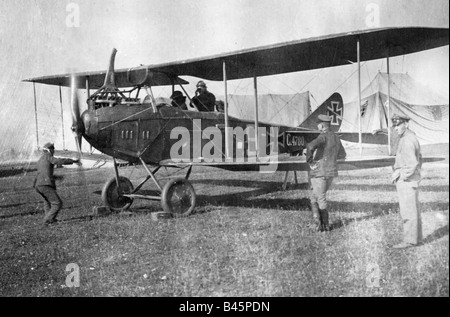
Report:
299,92,344,132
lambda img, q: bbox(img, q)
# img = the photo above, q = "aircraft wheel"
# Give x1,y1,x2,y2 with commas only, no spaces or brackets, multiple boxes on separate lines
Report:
161,177,196,217
102,176,134,211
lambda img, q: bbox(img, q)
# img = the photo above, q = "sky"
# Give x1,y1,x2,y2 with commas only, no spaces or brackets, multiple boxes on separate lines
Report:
0,0,448,156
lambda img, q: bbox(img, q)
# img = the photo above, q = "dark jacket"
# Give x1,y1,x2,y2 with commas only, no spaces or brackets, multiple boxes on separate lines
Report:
34,152,75,188
171,100,188,110
192,91,216,112
306,130,346,178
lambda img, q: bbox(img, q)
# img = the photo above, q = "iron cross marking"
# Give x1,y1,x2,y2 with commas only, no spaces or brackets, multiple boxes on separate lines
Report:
327,101,343,126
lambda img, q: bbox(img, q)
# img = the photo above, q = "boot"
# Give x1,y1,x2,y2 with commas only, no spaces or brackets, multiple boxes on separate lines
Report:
311,202,322,231
319,209,331,232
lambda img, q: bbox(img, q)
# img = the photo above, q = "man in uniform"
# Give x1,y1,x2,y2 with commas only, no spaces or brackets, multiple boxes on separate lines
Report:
170,90,188,110
390,114,423,249
34,142,80,226
191,80,216,112
306,114,346,232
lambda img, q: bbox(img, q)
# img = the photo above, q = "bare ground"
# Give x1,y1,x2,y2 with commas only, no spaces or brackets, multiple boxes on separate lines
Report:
0,162,448,296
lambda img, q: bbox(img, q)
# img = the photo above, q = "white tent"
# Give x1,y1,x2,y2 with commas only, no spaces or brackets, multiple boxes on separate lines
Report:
340,72,449,145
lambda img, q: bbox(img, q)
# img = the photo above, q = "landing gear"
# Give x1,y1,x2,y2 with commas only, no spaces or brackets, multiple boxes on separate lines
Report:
101,176,134,211
101,156,196,216
161,177,196,217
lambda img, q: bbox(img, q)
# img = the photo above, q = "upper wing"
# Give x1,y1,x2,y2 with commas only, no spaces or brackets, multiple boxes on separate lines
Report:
24,27,448,87
142,27,449,81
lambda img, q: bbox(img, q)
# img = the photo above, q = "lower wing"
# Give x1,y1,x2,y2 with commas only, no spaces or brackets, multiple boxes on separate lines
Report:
159,155,445,172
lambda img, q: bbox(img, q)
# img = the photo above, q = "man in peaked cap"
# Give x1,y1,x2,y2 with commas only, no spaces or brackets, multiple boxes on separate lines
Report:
305,114,346,232
34,142,80,226
391,113,410,127
390,114,423,249
170,90,188,110
191,80,216,112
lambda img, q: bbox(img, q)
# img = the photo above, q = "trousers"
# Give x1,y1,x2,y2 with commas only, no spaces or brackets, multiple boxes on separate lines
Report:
35,185,62,223
396,180,422,244
310,177,334,210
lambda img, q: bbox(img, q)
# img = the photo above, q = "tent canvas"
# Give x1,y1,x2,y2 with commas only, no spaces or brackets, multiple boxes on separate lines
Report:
219,91,311,127
340,72,449,145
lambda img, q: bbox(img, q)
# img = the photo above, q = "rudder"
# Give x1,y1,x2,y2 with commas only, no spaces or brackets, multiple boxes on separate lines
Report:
299,92,344,132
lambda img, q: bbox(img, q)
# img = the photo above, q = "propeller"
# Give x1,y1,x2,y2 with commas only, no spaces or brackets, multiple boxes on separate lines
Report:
70,74,85,160
69,74,90,212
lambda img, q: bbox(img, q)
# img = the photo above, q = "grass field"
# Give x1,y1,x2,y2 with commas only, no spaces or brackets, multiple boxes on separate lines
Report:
0,161,448,297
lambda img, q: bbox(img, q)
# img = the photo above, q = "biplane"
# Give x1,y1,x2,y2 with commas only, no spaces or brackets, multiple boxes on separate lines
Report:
24,27,449,216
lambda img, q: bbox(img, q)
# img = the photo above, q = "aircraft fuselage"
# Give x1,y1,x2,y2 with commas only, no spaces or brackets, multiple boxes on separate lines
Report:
81,104,315,165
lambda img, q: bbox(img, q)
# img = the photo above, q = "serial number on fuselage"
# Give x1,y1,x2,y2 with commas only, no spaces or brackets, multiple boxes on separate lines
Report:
285,133,306,147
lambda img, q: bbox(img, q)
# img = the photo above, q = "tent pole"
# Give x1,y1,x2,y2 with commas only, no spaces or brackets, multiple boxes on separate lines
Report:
33,82,39,149
253,76,259,156
223,60,230,159
59,85,66,150
387,53,391,155
357,37,362,156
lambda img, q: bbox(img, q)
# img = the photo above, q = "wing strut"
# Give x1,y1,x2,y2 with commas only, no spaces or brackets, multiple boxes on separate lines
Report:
33,82,39,149
223,61,230,159
253,76,259,156
144,86,157,113
387,51,392,155
85,76,90,96
357,37,362,156
58,85,66,150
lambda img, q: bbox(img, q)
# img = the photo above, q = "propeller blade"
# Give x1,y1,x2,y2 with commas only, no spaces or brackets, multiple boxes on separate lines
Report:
74,134,82,158
70,74,84,159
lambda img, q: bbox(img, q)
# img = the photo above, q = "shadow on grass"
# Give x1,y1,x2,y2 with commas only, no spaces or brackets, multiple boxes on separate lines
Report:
82,177,448,225
422,224,449,244
329,207,395,230
0,202,28,209
196,188,449,214
0,209,42,219
333,184,448,192
94,178,448,216
191,178,448,193
59,215,95,224
331,207,450,232
0,168,36,178
191,178,308,190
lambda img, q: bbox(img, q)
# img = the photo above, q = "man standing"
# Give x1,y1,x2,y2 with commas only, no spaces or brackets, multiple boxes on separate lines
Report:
34,142,80,226
306,115,346,232
391,114,423,249
191,80,216,112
